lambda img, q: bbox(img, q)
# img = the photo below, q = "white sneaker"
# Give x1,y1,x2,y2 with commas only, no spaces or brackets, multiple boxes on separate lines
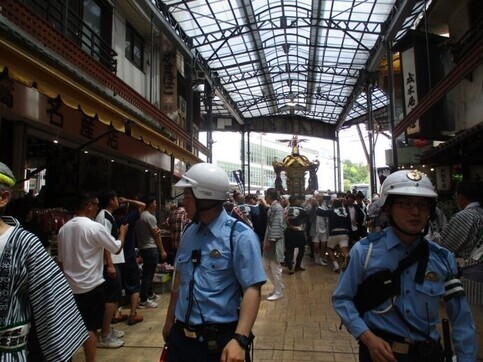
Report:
110,327,124,338
267,292,283,301
332,261,340,272
148,293,161,302
139,300,158,309
97,335,124,349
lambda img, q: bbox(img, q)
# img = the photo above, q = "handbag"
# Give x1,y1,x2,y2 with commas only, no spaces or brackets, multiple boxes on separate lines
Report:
159,344,168,362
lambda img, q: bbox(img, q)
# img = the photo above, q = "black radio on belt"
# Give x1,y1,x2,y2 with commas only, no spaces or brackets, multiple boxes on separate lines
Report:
191,249,201,266
202,325,220,354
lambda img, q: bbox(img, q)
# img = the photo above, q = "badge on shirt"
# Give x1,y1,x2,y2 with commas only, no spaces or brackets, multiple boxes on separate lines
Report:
425,271,440,282
210,249,221,258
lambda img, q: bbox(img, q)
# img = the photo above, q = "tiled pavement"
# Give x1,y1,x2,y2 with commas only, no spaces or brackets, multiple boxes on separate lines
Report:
73,253,358,361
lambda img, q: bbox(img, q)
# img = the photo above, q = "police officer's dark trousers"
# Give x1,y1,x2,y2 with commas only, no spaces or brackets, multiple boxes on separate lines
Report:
359,342,418,362
166,321,237,362
358,330,444,362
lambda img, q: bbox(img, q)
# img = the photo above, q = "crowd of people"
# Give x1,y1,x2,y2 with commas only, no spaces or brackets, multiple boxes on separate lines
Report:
0,160,481,361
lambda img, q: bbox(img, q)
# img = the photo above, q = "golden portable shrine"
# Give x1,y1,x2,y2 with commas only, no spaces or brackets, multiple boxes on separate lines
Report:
272,135,320,197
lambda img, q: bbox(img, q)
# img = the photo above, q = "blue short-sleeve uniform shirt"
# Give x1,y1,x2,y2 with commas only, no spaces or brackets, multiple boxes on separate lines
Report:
174,209,266,325
331,228,476,361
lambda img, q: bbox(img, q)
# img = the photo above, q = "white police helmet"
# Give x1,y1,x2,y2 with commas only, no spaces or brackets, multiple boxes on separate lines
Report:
175,163,230,201
379,170,437,206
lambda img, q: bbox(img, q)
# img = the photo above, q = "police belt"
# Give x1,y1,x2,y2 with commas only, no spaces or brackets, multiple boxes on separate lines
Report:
0,321,30,351
371,329,442,358
175,320,238,339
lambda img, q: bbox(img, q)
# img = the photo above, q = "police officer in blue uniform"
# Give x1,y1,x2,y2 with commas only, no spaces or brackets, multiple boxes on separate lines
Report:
162,163,266,362
332,170,476,362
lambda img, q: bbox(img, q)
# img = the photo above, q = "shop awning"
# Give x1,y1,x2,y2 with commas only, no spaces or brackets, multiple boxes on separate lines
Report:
130,122,201,165
420,121,483,165
0,37,203,166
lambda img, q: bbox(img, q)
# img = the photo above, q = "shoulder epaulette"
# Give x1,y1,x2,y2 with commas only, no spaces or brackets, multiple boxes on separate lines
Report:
427,239,444,252
427,239,459,276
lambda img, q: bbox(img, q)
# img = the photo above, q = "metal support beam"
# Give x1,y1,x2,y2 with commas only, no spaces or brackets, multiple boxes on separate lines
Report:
186,60,193,152
334,131,341,191
205,80,213,163
336,0,419,131
240,130,246,192
366,83,378,196
386,41,398,168
246,131,251,194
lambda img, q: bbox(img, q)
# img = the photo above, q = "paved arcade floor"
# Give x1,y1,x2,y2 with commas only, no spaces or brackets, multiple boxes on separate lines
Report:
73,250,480,361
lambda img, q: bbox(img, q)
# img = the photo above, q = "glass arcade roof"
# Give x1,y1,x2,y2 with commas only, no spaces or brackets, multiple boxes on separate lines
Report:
156,0,430,136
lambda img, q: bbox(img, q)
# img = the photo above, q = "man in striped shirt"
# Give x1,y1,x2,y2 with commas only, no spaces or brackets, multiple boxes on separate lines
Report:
0,162,88,361
441,180,483,360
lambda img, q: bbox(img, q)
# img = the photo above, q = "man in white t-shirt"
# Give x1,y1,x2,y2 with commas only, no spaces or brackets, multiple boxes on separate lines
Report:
58,192,127,360
95,191,127,348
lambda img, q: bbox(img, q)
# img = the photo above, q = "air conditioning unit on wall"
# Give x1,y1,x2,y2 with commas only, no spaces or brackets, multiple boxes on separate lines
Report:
192,70,205,83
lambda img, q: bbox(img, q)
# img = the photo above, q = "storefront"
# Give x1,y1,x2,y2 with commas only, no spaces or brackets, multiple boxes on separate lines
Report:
420,121,483,183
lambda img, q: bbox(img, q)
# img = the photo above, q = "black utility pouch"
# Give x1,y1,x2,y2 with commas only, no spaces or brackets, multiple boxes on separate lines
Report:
354,269,395,315
202,325,220,354
416,339,444,362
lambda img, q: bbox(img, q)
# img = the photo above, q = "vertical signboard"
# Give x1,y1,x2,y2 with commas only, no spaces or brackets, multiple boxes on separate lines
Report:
401,47,419,135
160,41,177,114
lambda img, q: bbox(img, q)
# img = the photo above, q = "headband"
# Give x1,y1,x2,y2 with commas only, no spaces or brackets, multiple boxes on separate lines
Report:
0,173,15,187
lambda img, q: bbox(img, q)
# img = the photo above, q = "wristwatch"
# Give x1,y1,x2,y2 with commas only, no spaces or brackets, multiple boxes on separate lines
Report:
233,333,250,349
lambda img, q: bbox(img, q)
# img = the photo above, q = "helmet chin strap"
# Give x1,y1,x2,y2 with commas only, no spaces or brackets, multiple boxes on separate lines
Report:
192,198,223,224
388,214,426,238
